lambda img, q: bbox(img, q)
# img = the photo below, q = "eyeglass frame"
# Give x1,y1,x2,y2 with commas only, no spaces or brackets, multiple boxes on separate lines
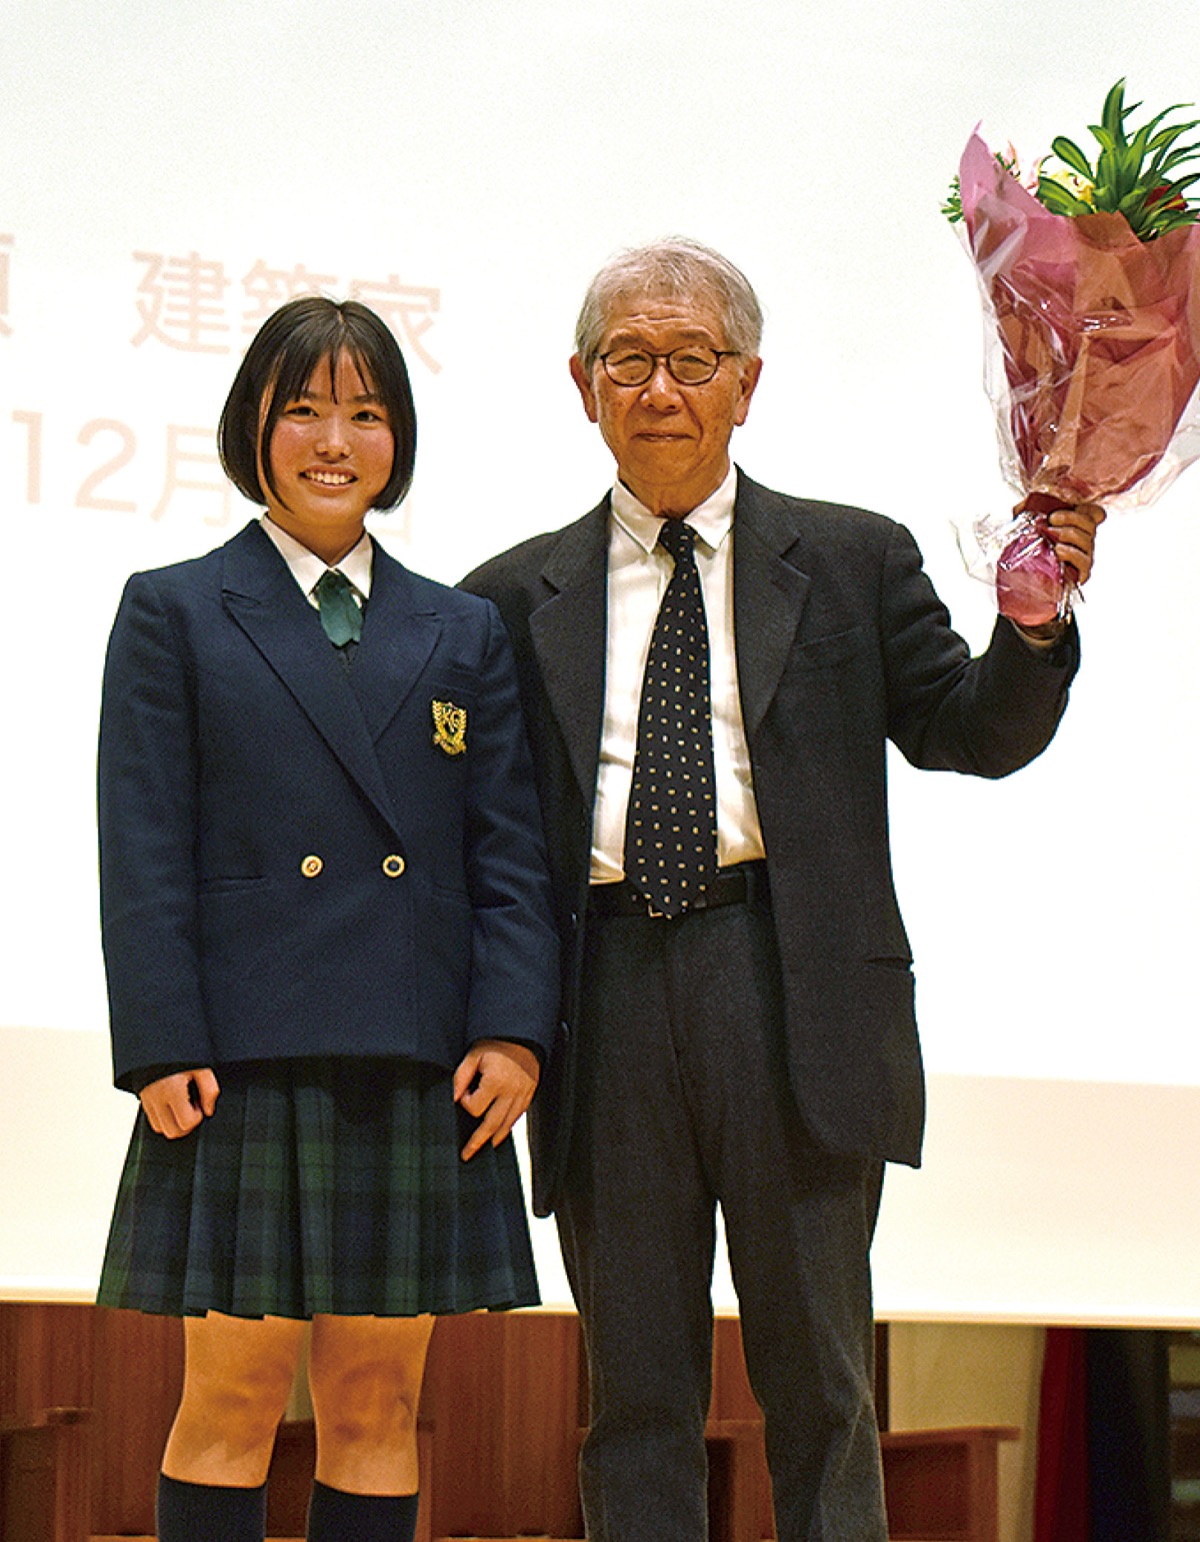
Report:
596,346,742,388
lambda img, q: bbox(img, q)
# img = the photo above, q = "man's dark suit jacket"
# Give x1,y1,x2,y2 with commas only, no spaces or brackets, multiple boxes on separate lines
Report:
463,472,1079,1217
100,519,559,1093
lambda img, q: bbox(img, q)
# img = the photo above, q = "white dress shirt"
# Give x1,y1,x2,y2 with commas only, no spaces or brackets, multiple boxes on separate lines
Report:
259,514,374,608
590,466,766,883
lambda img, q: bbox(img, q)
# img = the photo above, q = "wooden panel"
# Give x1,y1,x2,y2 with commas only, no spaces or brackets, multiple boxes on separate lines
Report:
421,1312,584,1539
491,1312,583,1537
90,1308,183,1536
881,1425,1019,1542
0,1302,94,1422
0,1302,1018,1542
711,1316,762,1421
0,1410,90,1542
711,1317,772,1537
0,1303,94,1542
421,1313,508,1536
705,1420,767,1542
264,1418,317,1534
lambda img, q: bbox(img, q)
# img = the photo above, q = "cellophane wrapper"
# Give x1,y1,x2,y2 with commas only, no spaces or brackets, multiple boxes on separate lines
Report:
956,130,1200,619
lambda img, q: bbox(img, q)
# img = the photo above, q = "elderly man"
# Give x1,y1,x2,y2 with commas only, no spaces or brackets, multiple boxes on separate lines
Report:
463,239,1101,1542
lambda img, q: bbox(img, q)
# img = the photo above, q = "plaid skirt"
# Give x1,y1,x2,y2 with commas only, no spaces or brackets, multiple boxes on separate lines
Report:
96,1058,539,1319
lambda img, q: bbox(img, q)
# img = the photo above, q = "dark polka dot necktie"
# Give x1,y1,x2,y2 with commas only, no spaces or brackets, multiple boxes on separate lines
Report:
623,519,719,917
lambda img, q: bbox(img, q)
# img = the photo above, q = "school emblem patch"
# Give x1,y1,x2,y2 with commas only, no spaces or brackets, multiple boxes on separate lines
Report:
432,699,467,756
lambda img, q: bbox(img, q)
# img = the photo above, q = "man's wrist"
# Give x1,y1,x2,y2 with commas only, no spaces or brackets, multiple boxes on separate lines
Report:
1014,616,1069,648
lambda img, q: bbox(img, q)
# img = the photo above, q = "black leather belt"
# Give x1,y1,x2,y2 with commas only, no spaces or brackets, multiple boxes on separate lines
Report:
588,861,769,919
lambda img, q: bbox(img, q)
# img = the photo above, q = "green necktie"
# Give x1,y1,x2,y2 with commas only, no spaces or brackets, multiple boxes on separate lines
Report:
313,569,362,647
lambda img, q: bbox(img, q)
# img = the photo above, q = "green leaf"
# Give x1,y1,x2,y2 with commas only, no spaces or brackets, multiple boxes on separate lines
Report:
1144,111,1196,150
1101,78,1131,140
1127,125,1155,167
1051,135,1095,179
1036,176,1094,217
1151,141,1200,178
942,176,964,223
1094,147,1122,205
966,79,1200,243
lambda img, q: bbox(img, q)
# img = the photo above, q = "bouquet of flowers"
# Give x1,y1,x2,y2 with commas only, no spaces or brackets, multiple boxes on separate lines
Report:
948,81,1200,624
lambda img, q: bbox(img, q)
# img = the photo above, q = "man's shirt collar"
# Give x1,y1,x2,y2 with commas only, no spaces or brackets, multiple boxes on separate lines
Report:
610,464,738,555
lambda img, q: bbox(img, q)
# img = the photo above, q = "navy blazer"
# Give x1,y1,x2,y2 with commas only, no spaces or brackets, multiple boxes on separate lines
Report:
463,472,1080,1215
100,520,559,1092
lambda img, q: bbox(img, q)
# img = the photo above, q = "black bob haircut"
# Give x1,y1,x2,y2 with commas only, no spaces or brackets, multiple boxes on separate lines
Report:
218,296,417,512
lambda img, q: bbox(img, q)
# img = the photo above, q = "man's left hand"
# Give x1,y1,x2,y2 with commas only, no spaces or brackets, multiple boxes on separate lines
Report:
1049,501,1106,586
453,1039,541,1161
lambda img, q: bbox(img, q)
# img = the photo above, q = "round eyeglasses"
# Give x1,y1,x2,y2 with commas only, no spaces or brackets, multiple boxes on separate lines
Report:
598,347,738,388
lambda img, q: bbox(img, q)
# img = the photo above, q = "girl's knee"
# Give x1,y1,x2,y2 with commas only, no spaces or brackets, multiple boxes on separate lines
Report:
177,1370,293,1452
315,1358,420,1446
174,1321,302,1462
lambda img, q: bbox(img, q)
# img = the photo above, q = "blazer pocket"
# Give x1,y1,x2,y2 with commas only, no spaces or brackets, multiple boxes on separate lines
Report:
791,625,864,670
198,875,267,894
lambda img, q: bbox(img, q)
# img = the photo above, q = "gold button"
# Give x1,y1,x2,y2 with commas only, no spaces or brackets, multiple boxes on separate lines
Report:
300,854,323,878
382,854,406,878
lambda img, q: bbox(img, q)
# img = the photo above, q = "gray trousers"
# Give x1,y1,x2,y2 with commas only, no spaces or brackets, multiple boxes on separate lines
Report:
557,887,888,1542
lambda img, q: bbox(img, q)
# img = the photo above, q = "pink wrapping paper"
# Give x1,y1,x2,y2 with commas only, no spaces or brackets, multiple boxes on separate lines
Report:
958,131,1200,511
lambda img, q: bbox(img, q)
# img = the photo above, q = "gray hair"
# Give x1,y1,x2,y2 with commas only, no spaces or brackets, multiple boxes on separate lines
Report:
574,237,764,371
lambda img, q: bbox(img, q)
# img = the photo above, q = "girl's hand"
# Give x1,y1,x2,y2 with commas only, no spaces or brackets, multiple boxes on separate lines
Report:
453,1040,540,1161
139,1068,220,1139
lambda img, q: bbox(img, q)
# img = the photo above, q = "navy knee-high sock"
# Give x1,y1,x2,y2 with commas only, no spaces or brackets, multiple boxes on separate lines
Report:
306,1480,419,1542
156,1473,267,1542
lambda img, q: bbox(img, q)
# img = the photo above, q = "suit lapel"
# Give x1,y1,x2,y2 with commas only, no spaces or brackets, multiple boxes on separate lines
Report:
220,523,402,836
529,501,610,805
731,473,812,741
351,543,442,744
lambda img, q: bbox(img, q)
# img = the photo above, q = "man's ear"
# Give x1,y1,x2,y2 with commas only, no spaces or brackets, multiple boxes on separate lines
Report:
733,356,763,428
569,354,600,423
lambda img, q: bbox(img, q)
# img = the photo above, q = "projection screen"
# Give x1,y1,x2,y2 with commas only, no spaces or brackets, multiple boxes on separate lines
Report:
2,0,1199,1324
